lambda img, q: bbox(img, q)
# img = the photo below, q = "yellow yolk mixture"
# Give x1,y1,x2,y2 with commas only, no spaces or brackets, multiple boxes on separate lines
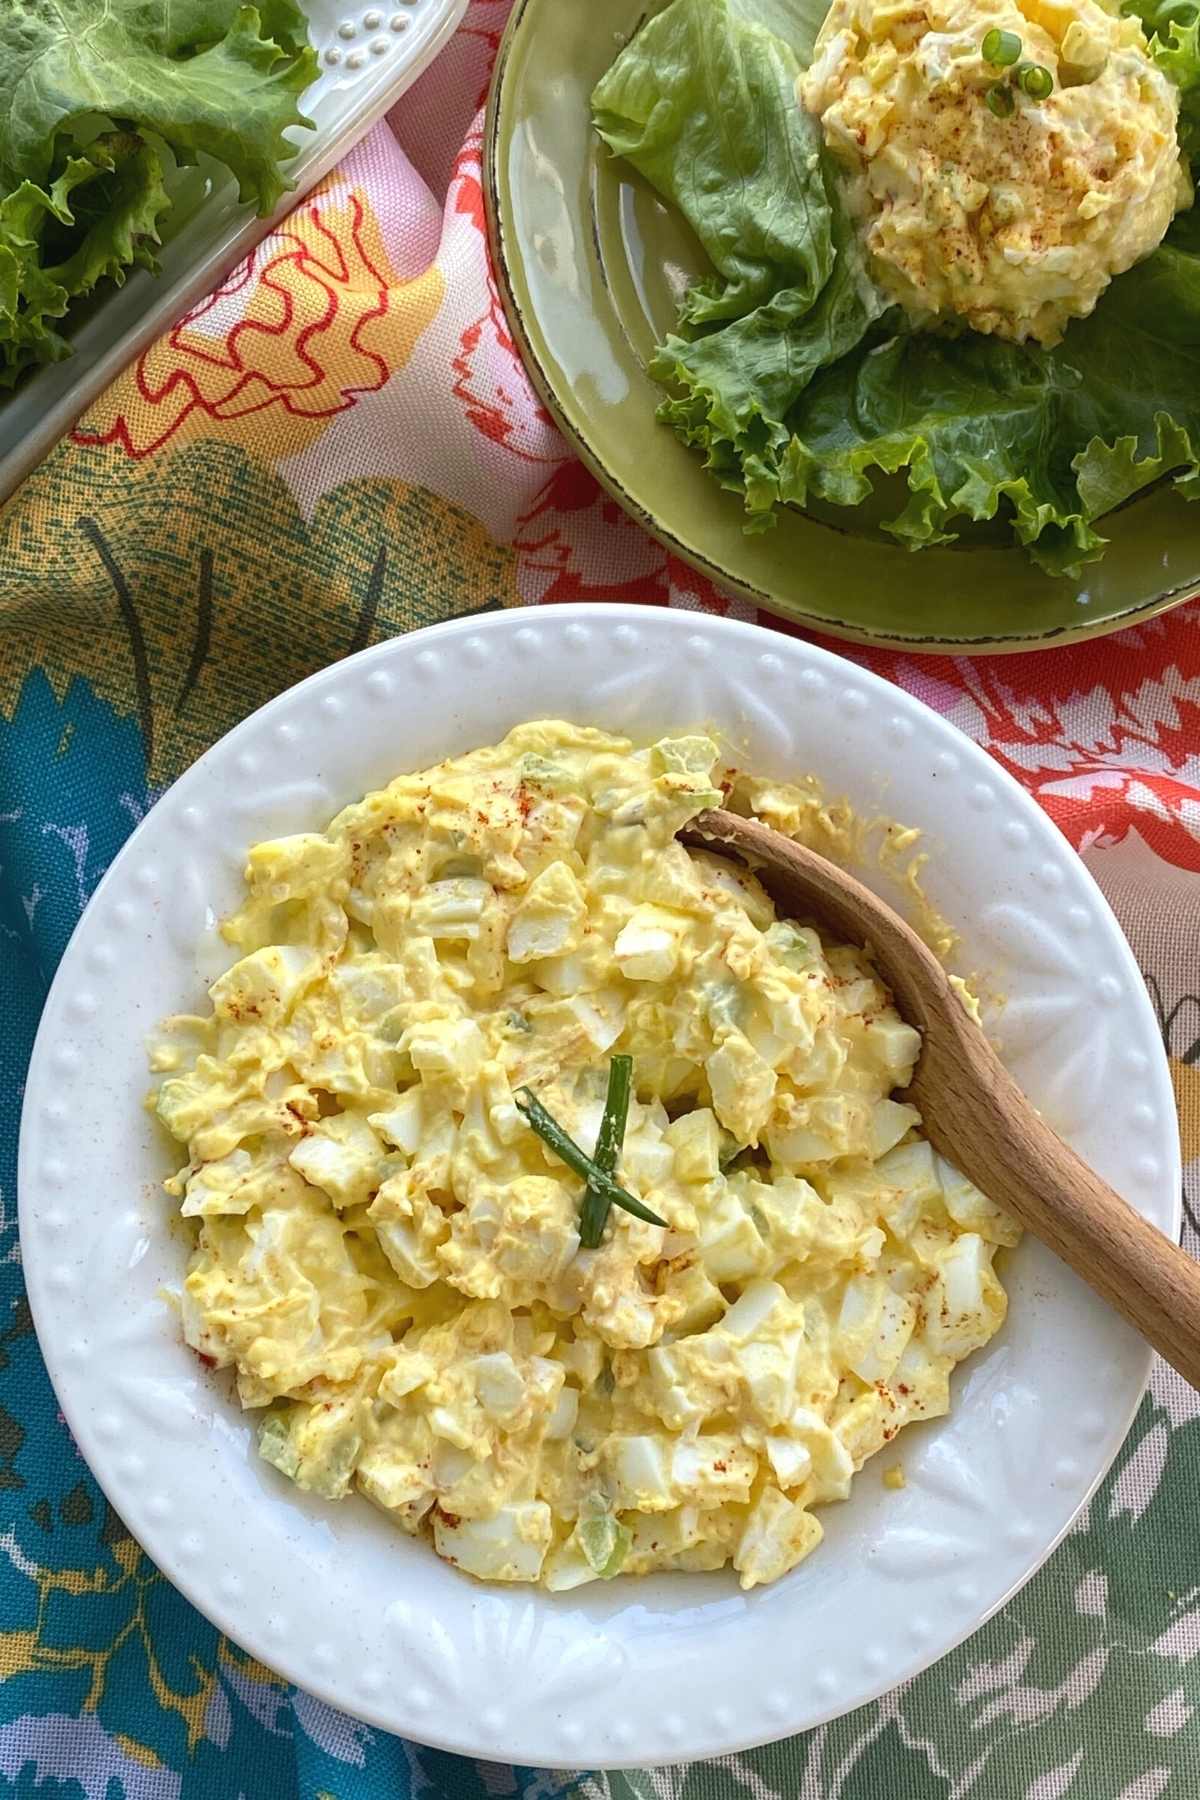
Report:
150,723,1017,1590
801,0,1191,344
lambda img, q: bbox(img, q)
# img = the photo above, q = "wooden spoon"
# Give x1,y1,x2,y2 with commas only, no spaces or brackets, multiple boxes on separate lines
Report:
683,807,1200,1389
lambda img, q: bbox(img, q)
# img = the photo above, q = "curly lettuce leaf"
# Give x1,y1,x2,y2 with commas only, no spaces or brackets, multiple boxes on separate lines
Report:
1156,17,1200,159
1123,0,1200,158
0,0,315,385
592,0,837,325
0,175,81,381
771,242,1198,572
0,133,170,386
0,0,316,213
650,198,892,526
120,0,312,58
41,134,170,293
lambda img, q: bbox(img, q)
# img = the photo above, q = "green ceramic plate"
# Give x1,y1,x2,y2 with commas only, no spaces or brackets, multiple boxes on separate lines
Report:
483,0,1200,653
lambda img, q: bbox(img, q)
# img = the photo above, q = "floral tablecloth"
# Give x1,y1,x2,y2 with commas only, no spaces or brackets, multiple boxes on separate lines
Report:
2,5,1199,1795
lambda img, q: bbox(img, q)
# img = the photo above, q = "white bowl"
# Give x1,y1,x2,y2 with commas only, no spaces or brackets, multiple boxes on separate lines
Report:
19,604,1179,1769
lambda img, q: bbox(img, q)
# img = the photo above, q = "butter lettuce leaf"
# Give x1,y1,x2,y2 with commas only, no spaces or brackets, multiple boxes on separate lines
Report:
725,0,834,65
592,0,888,517
592,0,838,325
595,0,1200,571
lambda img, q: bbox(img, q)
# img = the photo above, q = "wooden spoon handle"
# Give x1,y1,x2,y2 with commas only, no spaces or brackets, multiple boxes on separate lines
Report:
920,1054,1199,1387
686,810,1194,1382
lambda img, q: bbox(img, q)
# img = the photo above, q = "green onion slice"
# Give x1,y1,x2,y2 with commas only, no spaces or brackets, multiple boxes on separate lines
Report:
986,81,1016,116
579,1054,633,1248
515,1085,667,1231
1017,61,1054,97
982,27,1022,64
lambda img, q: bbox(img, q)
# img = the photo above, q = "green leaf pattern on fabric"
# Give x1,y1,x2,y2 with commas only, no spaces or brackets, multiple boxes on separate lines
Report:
581,1387,1200,1798
0,442,578,1799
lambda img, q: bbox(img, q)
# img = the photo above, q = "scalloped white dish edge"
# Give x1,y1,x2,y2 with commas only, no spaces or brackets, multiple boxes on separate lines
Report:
19,604,1179,1769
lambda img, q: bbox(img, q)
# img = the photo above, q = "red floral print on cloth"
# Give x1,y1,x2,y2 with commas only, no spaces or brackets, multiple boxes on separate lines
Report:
820,616,1200,872
59,0,1200,882
449,131,560,466
512,463,754,614
512,455,1200,875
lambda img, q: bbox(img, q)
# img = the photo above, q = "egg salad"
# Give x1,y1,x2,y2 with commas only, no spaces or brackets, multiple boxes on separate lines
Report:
149,723,1017,1591
800,0,1191,344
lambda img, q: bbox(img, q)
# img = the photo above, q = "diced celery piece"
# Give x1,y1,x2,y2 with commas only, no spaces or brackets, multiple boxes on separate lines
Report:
519,753,572,792
650,735,719,781
259,1410,301,1481
578,1513,634,1578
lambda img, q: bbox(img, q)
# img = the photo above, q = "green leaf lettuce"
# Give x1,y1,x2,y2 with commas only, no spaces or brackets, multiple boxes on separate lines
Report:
0,135,171,387
0,0,316,385
0,0,316,211
776,245,1200,573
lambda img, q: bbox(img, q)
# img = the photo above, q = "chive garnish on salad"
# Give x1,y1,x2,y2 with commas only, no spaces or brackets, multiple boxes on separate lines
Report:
982,27,1023,64
516,1071,668,1240
579,1054,634,1247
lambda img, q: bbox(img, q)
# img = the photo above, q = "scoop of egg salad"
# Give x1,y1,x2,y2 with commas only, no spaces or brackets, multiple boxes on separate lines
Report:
801,0,1191,345
149,723,1018,1591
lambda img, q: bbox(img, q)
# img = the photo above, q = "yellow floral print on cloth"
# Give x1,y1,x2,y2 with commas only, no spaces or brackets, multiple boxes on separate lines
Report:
2,5,1200,1798
76,183,443,464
